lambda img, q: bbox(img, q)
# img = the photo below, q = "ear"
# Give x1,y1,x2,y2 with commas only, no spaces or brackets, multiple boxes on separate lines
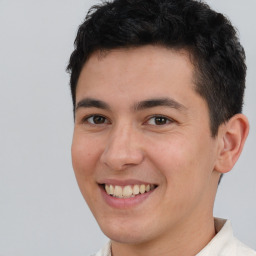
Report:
214,114,249,174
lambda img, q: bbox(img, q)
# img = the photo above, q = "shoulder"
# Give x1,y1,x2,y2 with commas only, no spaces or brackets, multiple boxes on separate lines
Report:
232,237,256,256
197,218,256,256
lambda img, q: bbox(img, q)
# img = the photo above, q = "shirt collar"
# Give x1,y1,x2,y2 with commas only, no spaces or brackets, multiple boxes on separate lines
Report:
196,218,236,255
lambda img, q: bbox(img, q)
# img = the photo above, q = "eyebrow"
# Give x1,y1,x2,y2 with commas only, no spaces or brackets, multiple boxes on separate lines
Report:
133,97,187,111
75,97,187,112
76,98,110,111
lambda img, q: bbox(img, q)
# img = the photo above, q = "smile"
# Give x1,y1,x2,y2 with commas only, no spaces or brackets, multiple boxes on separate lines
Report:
104,184,157,198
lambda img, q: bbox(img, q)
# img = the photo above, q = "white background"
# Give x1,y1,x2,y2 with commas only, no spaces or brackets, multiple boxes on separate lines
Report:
0,0,255,255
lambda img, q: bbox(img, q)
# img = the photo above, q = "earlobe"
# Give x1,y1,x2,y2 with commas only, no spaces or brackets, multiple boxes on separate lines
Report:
214,114,249,174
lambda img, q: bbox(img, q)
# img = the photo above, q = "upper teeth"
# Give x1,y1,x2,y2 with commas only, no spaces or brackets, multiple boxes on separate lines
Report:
105,184,155,198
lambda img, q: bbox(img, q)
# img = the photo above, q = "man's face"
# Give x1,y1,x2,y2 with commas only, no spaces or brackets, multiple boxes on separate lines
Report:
72,46,221,244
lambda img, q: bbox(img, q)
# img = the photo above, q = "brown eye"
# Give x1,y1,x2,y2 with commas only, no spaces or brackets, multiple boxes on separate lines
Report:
155,117,168,125
147,116,172,125
87,115,108,124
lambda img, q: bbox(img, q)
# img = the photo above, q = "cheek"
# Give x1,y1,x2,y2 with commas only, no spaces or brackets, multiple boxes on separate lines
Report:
71,134,104,208
146,134,194,176
71,133,101,180
147,133,214,194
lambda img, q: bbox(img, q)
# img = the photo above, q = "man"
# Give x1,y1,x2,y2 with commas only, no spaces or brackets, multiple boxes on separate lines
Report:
67,0,255,255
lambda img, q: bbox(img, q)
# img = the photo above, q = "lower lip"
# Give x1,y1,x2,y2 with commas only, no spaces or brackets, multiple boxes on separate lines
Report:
100,186,155,209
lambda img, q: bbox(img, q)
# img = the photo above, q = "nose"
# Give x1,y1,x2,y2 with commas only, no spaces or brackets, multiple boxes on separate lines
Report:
100,124,144,171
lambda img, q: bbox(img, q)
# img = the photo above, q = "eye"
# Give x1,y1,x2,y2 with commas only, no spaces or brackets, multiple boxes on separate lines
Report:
147,116,173,125
85,115,109,125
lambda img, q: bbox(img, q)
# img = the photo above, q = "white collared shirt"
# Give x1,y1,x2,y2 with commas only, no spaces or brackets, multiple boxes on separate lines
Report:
93,218,256,256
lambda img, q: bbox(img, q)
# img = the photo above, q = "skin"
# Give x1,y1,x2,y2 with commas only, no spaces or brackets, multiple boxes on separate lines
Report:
71,45,249,256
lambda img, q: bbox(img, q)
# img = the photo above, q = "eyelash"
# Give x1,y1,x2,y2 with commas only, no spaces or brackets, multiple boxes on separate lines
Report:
81,114,110,125
81,114,174,126
145,115,174,126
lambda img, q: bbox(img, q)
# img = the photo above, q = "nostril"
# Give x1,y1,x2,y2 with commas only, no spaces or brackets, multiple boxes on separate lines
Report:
100,147,144,171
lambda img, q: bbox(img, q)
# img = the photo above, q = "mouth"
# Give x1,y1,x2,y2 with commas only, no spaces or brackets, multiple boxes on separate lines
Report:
101,183,157,199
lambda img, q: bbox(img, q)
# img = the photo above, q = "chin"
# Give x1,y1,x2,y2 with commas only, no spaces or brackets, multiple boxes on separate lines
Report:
98,216,152,244
104,229,151,245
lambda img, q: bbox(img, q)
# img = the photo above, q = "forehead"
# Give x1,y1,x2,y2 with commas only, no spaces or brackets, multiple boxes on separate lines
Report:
76,45,197,98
